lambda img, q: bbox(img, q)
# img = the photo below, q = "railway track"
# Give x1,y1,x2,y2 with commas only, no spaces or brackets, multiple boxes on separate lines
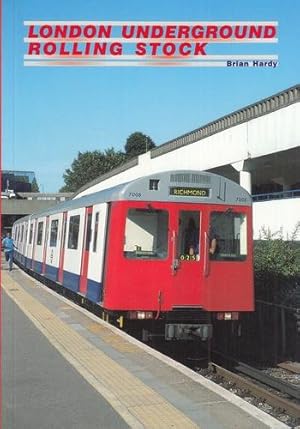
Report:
234,361,300,401
208,362,300,422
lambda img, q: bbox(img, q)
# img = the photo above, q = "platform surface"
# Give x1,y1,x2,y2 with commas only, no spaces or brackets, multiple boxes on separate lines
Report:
1,263,289,429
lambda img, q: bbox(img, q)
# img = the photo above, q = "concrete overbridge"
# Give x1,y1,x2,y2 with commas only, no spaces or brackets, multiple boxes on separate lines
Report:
72,84,300,239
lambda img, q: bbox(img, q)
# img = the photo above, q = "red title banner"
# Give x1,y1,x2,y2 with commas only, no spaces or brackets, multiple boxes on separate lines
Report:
24,21,279,68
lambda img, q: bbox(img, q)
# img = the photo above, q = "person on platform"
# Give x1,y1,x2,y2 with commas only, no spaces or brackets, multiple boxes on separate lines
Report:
2,232,16,272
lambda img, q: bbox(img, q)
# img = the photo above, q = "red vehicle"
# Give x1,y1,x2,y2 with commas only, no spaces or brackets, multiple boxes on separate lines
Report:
13,170,253,341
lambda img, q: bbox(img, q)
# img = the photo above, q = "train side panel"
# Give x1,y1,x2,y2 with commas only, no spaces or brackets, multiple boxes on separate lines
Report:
62,207,85,292
44,212,64,281
32,216,47,273
86,203,109,303
23,218,31,267
14,217,30,267
12,223,19,263
25,219,34,269
15,222,22,263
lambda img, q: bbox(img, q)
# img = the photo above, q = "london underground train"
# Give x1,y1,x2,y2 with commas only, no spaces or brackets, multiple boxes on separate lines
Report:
12,170,254,341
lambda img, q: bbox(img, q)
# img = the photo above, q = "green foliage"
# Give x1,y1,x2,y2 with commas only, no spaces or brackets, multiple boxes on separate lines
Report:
60,131,156,192
31,177,40,192
125,132,156,158
60,149,126,192
254,223,300,300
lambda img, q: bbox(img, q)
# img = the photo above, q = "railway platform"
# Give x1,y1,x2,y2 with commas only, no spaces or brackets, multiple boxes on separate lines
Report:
1,263,290,429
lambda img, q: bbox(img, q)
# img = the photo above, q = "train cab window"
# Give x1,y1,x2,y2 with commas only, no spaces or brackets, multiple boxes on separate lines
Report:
37,221,44,245
20,225,24,243
124,208,168,259
29,223,33,244
210,211,247,261
68,215,80,249
93,212,99,252
178,211,200,261
50,219,59,247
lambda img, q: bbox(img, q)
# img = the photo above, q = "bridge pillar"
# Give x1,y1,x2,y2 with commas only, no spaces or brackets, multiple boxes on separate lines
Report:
231,161,252,194
239,170,252,194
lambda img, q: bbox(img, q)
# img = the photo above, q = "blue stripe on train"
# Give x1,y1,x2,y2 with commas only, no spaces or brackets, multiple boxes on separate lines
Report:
45,264,58,282
63,270,80,292
34,260,43,274
87,279,102,303
14,256,102,304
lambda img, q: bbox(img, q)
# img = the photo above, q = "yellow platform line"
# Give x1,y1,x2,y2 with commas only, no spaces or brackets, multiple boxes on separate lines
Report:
1,272,200,429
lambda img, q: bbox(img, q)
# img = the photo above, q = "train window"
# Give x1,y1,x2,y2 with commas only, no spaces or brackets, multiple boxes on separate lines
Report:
124,208,168,259
67,215,80,249
93,212,99,252
178,211,200,261
209,211,247,261
37,221,44,245
21,225,24,243
85,213,92,251
29,223,33,244
50,219,59,247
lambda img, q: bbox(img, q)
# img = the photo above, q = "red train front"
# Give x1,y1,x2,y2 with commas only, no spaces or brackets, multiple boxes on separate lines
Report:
103,171,254,340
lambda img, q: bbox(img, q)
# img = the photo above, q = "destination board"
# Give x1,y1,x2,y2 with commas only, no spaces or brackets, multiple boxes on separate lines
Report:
169,187,210,197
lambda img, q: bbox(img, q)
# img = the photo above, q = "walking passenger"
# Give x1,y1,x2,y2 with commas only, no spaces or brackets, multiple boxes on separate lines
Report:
2,232,16,271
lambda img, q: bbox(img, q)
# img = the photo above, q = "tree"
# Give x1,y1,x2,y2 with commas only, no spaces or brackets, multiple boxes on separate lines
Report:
59,149,126,192
31,177,40,192
254,224,300,302
125,132,155,159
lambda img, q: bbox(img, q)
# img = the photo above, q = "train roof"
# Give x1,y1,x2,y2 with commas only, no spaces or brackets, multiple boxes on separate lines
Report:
13,171,251,224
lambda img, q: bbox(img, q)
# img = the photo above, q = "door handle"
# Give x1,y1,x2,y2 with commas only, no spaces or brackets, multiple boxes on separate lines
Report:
171,230,179,275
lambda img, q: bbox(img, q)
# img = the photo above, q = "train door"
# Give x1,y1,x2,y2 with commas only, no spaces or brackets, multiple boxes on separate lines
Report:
171,207,205,306
31,219,38,270
201,207,253,311
23,222,29,264
58,211,67,283
42,216,50,274
79,206,93,295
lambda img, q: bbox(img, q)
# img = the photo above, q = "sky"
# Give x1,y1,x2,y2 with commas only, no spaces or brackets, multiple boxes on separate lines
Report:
2,0,300,192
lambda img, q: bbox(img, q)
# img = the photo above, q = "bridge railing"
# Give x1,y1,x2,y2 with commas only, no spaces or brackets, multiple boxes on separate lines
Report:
252,189,300,202
151,84,300,158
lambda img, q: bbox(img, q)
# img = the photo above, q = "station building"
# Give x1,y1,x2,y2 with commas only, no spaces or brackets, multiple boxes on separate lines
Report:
1,170,37,197
1,170,72,232
74,84,300,239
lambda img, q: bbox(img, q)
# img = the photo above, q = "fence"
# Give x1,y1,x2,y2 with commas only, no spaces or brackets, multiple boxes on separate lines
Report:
237,299,300,366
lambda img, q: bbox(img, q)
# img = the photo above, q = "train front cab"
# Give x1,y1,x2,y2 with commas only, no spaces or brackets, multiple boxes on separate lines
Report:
103,199,253,340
